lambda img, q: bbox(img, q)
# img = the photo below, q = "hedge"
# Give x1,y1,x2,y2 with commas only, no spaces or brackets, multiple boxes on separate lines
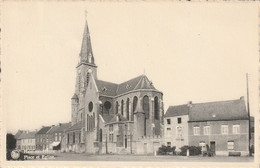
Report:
180,145,201,156
157,145,176,155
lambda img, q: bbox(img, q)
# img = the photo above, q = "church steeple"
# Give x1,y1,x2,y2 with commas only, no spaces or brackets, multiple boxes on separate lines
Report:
79,17,95,66
76,13,97,81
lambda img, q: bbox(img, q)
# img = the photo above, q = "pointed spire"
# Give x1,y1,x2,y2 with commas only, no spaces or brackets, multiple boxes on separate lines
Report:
79,14,95,65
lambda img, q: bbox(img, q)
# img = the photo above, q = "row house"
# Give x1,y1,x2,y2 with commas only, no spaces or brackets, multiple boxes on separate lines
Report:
164,104,189,151
165,96,251,156
16,131,36,152
47,123,71,150
35,126,52,150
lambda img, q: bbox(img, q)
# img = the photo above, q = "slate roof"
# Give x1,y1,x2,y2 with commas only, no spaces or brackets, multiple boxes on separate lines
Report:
165,105,190,117
66,121,84,131
79,19,95,65
47,123,71,134
14,130,24,139
36,126,52,135
189,99,249,122
95,80,118,97
17,131,36,139
95,75,158,97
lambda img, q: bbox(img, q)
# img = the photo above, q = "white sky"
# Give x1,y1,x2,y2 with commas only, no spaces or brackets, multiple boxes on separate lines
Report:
3,2,259,134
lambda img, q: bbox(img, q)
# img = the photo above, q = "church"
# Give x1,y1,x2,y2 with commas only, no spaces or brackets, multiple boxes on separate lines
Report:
63,17,165,154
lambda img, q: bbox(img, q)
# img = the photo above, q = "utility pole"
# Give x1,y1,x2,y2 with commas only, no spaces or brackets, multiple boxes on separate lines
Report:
246,73,251,156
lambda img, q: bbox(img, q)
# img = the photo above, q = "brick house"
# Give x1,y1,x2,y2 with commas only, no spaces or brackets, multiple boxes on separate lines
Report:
35,126,51,151
188,97,250,156
164,104,190,151
47,123,71,150
64,121,85,153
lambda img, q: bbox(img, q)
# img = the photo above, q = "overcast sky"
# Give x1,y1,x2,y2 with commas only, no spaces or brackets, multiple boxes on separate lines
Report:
3,2,259,134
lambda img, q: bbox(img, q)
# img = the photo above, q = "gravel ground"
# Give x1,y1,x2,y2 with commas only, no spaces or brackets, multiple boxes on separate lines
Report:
42,153,254,162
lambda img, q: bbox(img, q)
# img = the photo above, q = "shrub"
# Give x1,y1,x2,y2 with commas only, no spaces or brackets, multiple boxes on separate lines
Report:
180,145,201,156
157,145,176,155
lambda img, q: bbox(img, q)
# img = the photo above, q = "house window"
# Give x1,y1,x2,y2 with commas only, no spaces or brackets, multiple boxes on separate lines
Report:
55,133,58,141
167,142,171,147
177,117,182,124
204,126,210,135
167,128,171,131
193,126,200,135
73,132,75,144
59,133,62,141
227,141,234,150
167,119,171,125
67,134,69,144
233,125,240,134
176,126,183,138
221,125,228,135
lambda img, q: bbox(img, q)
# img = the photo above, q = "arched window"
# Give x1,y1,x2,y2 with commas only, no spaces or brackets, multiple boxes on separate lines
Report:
154,96,159,120
93,113,95,130
104,101,111,114
87,114,89,131
116,101,119,114
88,101,93,112
121,100,124,116
132,96,138,121
99,129,102,142
126,98,130,120
143,95,149,119
91,115,93,131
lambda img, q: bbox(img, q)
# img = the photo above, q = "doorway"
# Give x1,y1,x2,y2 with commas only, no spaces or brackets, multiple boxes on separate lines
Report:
210,141,216,155
125,135,127,148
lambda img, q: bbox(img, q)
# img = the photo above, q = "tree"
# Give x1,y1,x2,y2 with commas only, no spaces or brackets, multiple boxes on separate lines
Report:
6,133,16,150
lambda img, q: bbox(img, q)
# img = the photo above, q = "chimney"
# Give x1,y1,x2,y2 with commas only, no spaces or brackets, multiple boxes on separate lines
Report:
187,101,192,107
59,123,62,126
240,96,244,100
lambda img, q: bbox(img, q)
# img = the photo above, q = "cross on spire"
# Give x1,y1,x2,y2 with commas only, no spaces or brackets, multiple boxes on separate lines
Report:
85,10,88,20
